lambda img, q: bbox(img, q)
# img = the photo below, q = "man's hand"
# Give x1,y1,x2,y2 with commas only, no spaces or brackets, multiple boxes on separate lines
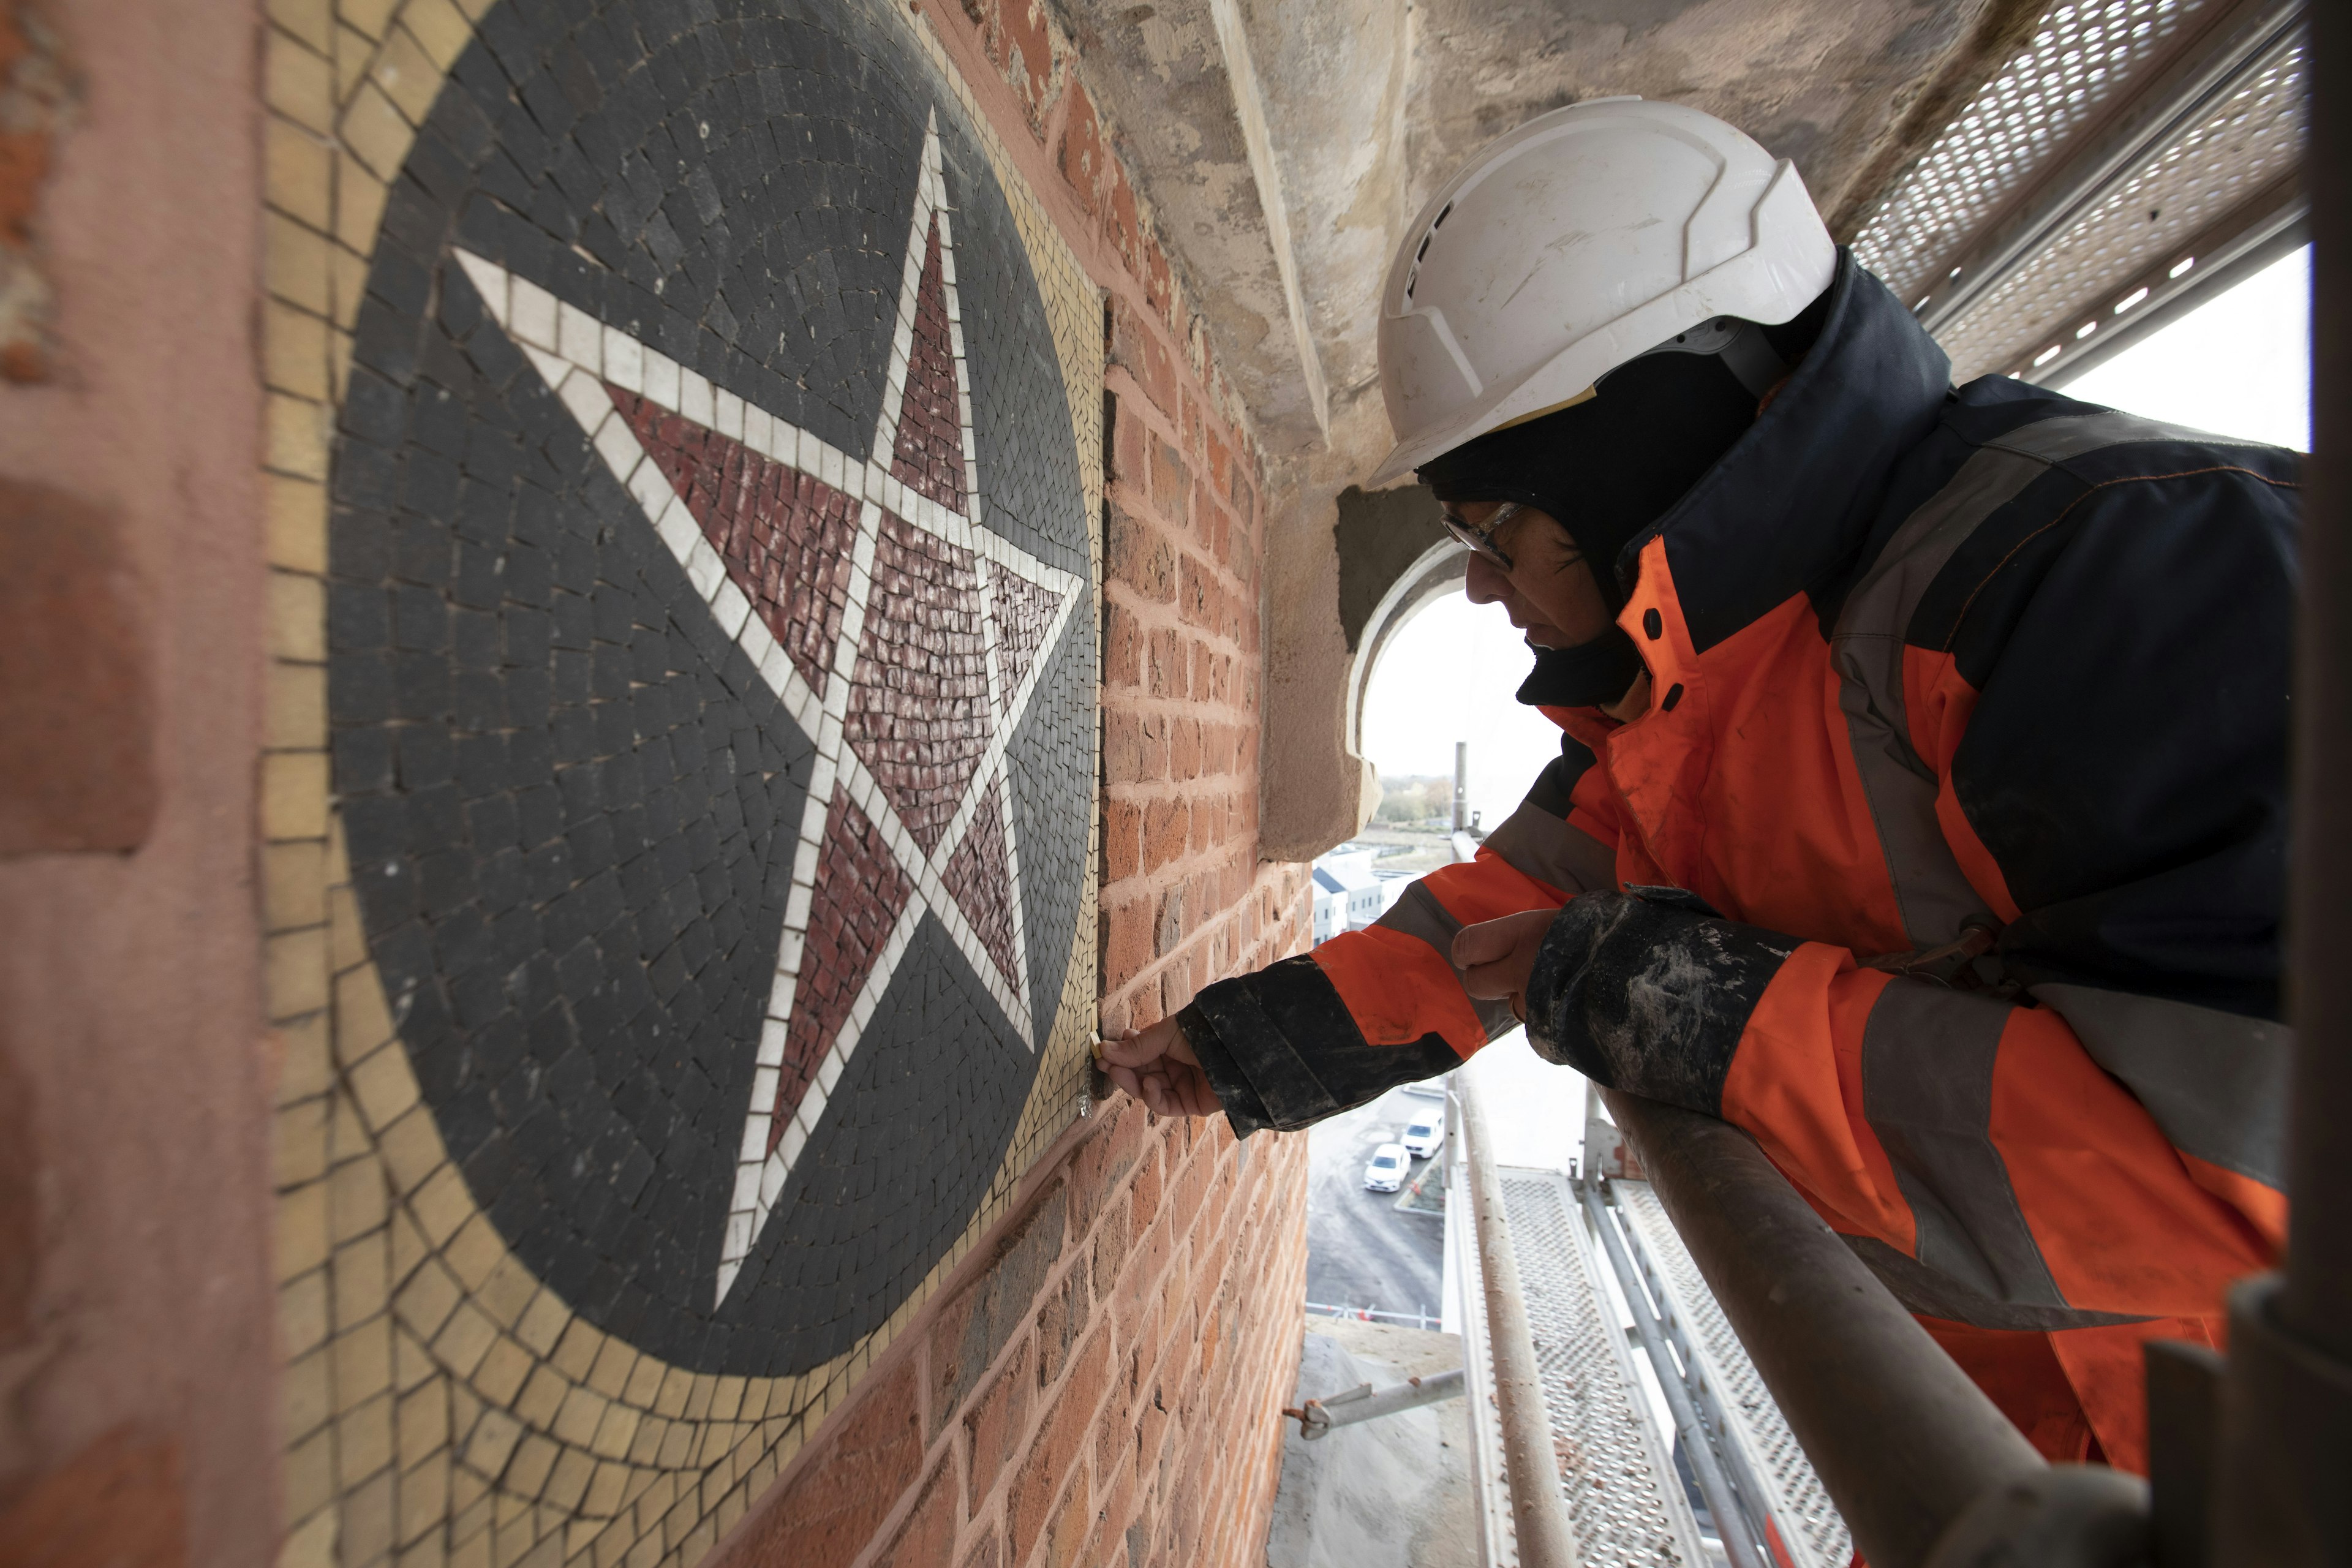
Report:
1453,907,1559,1020
1100,1017,1223,1118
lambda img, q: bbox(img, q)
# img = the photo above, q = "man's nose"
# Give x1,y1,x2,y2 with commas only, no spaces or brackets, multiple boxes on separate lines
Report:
1463,553,1508,605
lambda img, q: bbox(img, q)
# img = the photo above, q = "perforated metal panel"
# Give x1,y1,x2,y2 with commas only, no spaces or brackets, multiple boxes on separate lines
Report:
1940,28,2306,379
1453,1158,1708,1567
1848,0,2310,386
1853,0,2217,306
1505,1169,1707,1568
1615,1182,1855,1568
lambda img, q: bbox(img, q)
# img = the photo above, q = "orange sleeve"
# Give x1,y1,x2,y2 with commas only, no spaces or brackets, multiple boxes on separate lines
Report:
1313,846,1567,1056
1716,944,1917,1248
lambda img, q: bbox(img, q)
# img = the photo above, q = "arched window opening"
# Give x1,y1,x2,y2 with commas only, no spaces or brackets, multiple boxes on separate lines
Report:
1351,556,1568,858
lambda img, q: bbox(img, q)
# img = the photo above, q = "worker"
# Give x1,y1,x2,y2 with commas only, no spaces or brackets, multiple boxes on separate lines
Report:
1101,97,2296,1476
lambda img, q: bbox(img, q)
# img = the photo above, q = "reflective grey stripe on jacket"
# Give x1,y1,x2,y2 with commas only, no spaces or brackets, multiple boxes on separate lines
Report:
1480,798,1616,897
1372,882,1520,1042
1858,977,2143,1329
1370,796,1616,1046
1830,411,2272,951
2032,982,2290,1188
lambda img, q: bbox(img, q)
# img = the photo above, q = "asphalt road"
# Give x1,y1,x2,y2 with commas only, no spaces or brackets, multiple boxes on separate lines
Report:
1303,1086,1449,1321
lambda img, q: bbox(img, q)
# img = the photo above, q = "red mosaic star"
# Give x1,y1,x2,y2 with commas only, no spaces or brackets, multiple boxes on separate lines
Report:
454,110,1082,1305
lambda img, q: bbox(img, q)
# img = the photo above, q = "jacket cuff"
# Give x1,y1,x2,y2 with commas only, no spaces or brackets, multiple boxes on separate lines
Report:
1175,1001,1275,1137
1525,891,1796,1115
1179,955,1459,1136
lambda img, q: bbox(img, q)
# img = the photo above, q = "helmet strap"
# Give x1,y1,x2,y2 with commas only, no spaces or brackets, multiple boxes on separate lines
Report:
1716,322,1792,401
1621,317,1790,402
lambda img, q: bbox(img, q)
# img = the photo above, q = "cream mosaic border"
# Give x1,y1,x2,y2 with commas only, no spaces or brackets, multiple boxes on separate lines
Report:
258,1,1105,1563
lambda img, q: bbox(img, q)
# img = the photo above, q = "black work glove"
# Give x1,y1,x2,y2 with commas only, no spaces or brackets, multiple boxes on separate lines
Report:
1522,888,1797,1116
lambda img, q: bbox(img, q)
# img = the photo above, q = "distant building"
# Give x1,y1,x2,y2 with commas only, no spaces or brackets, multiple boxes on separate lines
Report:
1313,846,1387,931
1312,883,1343,943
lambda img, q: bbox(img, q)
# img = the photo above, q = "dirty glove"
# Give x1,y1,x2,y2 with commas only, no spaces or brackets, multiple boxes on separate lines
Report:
1522,888,1797,1115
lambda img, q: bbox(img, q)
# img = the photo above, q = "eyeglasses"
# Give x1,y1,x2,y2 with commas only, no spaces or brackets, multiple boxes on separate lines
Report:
1439,500,1526,570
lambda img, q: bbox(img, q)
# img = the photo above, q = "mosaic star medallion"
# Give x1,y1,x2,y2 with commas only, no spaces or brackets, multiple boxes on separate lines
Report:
450,113,1082,1303
326,0,1093,1377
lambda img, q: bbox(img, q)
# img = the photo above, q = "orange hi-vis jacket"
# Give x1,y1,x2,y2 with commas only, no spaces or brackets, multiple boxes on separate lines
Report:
1178,255,2299,1474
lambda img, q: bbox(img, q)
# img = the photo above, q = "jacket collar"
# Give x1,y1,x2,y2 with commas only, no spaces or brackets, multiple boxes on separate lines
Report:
1615,251,1953,654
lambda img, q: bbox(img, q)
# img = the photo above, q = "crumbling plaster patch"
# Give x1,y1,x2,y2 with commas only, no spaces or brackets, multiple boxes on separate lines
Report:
1061,0,1330,454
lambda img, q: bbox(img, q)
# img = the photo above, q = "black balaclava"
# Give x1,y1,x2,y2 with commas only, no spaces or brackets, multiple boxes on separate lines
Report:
1419,296,1830,707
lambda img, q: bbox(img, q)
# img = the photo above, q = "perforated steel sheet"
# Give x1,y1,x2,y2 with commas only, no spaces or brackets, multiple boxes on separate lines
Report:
1500,1169,1706,1568
1615,1182,1855,1568
1853,0,2217,304
1940,27,2307,378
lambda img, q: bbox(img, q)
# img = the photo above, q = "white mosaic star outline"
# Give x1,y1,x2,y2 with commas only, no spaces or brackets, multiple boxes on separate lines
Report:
451,109,1084,1308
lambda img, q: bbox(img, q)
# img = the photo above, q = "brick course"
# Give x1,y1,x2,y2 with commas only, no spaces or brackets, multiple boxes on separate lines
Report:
716,1099,1306,1568
1098,324,1308,1031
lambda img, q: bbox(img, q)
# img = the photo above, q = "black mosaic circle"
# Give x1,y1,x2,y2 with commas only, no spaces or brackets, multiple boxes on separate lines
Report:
326,0,1093,1376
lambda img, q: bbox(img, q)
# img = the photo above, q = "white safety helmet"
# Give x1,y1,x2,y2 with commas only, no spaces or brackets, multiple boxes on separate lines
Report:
1370,97,1836,485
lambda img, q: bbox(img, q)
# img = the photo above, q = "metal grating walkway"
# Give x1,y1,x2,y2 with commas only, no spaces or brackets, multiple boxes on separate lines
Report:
1450,1144,1855,1568
1510,1170,1707,1568
1456,1163,1705,1567
1854,0,2216,306
1615,1182,1855,1568
1847,0,2309,385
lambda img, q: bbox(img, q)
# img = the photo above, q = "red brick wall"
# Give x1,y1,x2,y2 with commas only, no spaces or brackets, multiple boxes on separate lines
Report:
719,1101,1308,1568
1098,290,1313,1036
705,2,1316,1566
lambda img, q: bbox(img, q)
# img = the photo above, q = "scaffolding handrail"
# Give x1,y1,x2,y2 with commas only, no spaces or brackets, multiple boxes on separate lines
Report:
1457,1072,1580,1568
1303,1302,1441,1330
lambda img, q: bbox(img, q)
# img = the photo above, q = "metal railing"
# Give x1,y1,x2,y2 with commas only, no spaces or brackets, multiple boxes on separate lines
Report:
1578,1171,1785,1568
1282,1368,1467,1441
1302,1302,1441,1331
1600,1090,2145,1568
1458,1071,1580,1568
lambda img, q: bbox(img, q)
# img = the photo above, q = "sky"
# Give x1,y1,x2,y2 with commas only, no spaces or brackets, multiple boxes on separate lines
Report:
2056,244,2311,450
1358,594,1569,827
1358,247,2313,811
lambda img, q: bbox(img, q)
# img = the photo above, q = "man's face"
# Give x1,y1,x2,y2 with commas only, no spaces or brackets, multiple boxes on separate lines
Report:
1455,501,1618,650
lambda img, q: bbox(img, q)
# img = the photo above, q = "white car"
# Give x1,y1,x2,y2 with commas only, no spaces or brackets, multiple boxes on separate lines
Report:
1401,1117,1445,1159
1363,1142,1410,1193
